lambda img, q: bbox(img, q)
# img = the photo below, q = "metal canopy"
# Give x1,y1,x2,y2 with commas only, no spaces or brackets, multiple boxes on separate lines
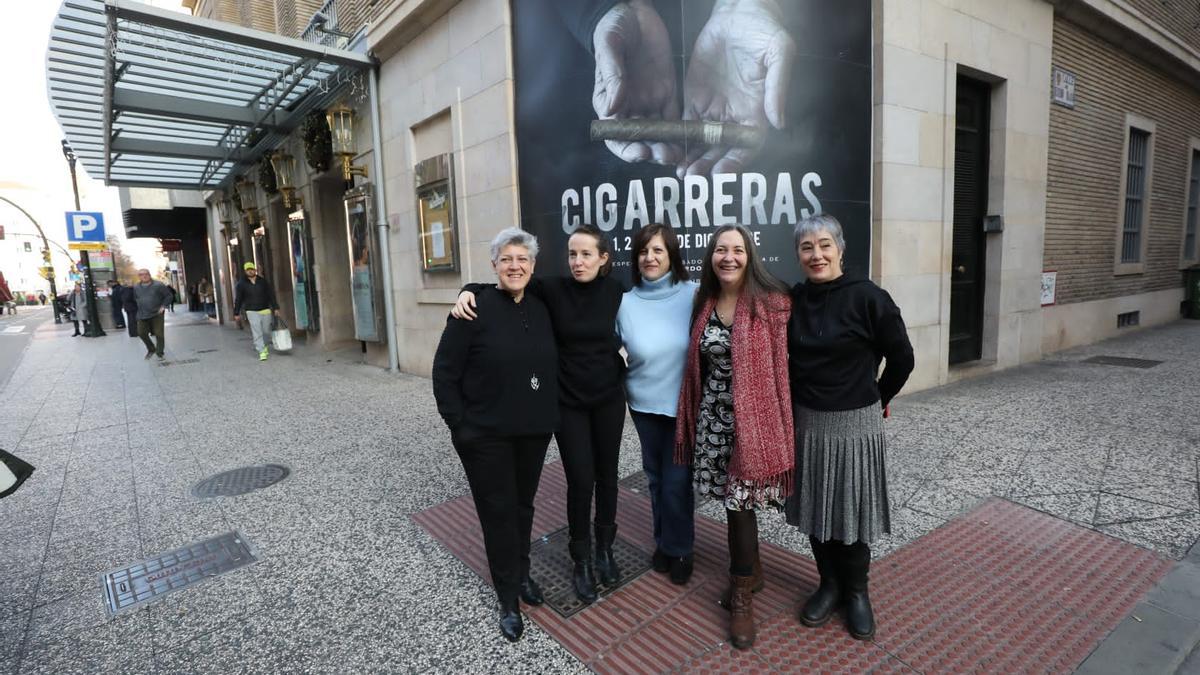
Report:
47,0,373,191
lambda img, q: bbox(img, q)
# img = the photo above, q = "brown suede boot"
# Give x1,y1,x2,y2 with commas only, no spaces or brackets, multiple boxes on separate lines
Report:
720,557,763,611
729,573,757,649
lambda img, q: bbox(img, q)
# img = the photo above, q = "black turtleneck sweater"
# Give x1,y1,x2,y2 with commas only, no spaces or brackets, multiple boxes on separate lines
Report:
466,275,625,409
787,274,915,411
432,286,559,435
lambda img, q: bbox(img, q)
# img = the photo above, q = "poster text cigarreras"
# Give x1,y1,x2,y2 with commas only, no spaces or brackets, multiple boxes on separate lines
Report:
513,0,872,284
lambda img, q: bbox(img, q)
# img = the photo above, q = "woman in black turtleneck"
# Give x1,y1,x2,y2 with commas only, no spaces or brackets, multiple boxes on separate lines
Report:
453,224,626,605
784,214,914,642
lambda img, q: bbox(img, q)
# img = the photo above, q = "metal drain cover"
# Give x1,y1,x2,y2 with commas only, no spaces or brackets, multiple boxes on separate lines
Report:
101,531,257,616
1082,355,1162,369
618,470,651,495
192,464,290,498
528,526,651,617
158,358,200,367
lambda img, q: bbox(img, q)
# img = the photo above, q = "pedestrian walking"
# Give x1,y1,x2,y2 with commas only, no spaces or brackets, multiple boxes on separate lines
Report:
198,277,215,317
785,214,914,641
106,280,126,329
674,224,794,650
68,282,90,336
132,268,173,359
187,284,200,312
166,285,177,313
432,228,559,643
616,223,698,585
232,262,279,361
38,292,46,306
120,280,138,338
453,224,627,605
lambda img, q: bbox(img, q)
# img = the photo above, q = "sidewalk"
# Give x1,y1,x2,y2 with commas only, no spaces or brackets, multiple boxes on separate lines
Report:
0,313,1197,673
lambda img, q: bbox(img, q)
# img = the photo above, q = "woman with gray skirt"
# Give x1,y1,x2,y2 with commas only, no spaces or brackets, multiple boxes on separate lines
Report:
785,214,914,640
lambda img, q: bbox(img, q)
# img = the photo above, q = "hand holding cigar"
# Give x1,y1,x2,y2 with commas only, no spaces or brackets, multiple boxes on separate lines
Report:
590,120,767,150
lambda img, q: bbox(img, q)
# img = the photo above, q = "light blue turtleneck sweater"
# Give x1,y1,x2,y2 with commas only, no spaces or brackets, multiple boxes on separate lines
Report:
616,276,699,417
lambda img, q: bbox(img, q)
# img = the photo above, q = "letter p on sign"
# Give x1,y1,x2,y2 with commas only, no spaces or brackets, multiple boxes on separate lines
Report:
65,211,106,242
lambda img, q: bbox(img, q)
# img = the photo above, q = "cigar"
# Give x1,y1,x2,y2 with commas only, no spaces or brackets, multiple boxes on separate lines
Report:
589,120,767,149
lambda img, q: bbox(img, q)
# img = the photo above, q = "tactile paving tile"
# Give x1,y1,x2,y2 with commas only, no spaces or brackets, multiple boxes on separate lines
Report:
414,476,1172,673
528,526,652,617
617,470,651,495
192,464,290,498
101,531,257,615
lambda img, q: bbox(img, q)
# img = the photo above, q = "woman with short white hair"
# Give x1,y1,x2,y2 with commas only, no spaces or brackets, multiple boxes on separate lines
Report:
432,227,560,643
785,213,914,641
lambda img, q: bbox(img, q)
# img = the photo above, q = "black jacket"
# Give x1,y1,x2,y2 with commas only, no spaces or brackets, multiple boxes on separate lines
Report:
432,286,559,436
787,274,915,411
233,277,279,315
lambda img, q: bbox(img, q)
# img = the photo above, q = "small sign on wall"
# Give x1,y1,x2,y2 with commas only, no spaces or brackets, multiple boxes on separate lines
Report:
1052,67,1076,109
1041,270,1058,306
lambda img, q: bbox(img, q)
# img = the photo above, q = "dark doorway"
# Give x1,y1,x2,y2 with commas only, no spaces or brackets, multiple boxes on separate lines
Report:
949,76,991,365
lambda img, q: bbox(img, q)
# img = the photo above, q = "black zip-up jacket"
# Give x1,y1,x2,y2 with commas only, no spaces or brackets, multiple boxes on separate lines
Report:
432,285,560,436
233,277,279,315
787,273,915,411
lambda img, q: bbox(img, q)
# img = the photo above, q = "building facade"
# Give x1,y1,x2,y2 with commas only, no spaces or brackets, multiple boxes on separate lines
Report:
110,0,1197,393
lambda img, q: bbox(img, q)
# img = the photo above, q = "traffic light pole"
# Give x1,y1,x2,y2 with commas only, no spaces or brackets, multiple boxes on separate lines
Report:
63,155,105,338
0,195,63,324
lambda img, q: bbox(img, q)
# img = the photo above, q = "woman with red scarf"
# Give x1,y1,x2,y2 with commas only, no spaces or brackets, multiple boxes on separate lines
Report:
674,224,793,650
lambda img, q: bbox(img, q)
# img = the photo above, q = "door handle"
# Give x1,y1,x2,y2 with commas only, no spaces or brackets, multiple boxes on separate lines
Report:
955,265,966,274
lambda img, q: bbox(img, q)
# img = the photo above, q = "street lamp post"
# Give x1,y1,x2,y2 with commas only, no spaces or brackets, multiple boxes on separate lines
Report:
0,195,64,323
61,140,105,337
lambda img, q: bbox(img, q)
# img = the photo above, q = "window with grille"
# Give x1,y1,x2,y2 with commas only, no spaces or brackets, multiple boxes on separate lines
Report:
1121,128,1150,264
1186,150,1200,261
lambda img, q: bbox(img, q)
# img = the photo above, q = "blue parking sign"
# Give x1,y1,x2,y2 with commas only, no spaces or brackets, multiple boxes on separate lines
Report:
65,211,106,242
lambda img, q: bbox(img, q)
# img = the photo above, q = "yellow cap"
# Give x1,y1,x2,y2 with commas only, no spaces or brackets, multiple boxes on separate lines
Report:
243,262,256,270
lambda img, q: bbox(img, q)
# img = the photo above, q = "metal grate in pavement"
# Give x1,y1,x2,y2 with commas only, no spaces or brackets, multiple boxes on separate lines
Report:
529,526,652,617
101,531,257,616
1082,355,1163,369
617,470,650,495
192,464,290,498
159,358,200,367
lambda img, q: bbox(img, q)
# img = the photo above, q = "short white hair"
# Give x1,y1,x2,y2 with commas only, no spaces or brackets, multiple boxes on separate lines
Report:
490,228,538,262
794,214,846,253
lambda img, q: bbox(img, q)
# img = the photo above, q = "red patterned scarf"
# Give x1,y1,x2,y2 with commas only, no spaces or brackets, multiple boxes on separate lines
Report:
673,291,794,496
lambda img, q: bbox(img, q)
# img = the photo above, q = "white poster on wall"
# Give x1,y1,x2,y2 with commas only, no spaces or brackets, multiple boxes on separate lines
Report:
1041,271,1057,306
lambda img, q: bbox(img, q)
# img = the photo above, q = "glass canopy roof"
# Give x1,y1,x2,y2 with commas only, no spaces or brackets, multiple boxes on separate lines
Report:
47,0,373,191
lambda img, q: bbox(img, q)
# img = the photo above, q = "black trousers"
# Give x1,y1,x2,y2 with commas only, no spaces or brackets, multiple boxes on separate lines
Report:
453,431,551,604
556,398,626,543
123,308,138,337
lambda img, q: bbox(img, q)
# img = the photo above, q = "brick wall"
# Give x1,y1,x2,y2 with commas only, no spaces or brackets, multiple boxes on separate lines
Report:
1126,0,1200,54
1045,17,1191,305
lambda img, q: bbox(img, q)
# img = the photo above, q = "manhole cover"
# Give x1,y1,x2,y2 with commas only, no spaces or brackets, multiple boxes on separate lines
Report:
192,464,290,498
618,470,650,495
158,358,200,367
101,531,257,616
1082,355,1163,369
528,526,651,617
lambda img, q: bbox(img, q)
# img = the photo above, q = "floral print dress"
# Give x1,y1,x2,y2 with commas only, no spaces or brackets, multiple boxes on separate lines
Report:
692,310,784,512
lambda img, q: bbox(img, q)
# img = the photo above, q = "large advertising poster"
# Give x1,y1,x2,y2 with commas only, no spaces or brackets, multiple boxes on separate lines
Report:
513,0,872,284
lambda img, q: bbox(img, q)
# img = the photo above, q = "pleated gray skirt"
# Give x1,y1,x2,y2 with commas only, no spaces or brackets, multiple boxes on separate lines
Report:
785,402,890,545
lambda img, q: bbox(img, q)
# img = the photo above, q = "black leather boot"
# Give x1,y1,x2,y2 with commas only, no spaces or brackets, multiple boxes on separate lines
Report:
842,541,875,640
497,597,524,642
519,575,544,606
799,537,841,627
594,523,620,587
568,539,598,604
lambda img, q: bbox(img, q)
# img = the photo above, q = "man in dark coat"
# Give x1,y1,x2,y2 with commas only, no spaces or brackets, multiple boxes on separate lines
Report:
106,280,126,329
120,279,139,338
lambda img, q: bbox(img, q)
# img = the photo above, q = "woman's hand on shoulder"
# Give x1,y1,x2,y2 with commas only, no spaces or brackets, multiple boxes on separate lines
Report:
450,291,478,320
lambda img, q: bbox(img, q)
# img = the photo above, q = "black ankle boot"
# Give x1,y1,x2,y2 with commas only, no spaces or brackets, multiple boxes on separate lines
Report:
568,540,598,604
594,523,620,587
497,598,524,642
519,575,544,606
841,541,875,640
799,537,841,627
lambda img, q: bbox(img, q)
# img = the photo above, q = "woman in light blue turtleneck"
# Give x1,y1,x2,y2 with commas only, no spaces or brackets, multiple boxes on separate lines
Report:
616,223,699,584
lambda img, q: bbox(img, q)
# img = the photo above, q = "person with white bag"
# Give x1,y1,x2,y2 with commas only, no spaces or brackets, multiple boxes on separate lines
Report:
232,262,280,362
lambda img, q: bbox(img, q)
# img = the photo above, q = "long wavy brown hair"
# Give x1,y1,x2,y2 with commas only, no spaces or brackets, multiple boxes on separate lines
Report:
692,224,789,326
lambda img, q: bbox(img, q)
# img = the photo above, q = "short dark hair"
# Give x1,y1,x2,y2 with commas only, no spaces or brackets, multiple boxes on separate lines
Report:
569,224,613,277
630,223,689,287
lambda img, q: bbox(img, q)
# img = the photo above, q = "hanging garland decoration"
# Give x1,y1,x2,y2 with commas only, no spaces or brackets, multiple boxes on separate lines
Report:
258,155,278,195
302,109,333,173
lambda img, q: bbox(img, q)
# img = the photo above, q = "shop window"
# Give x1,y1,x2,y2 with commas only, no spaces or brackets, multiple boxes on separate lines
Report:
1115,115,1155,275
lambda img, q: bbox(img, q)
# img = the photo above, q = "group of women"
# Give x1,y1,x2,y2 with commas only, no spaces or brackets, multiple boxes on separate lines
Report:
432,215,914,647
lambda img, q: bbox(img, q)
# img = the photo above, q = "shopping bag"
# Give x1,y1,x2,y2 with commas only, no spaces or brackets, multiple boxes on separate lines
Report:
271,316,293,352
0,449,35,499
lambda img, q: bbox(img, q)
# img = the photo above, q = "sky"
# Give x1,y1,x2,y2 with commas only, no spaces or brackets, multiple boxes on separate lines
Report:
0,0,191,281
